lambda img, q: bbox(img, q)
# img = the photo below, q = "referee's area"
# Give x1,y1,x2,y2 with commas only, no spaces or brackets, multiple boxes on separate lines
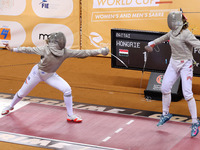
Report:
1,51,200,149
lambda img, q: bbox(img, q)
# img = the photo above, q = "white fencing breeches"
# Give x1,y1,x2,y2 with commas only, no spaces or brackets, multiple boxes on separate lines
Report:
10,64,73,116
161,59,193,100
160,59,197,123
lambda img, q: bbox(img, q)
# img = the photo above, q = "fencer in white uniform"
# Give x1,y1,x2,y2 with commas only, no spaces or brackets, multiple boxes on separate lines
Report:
2,32,109,123
146,11,200,137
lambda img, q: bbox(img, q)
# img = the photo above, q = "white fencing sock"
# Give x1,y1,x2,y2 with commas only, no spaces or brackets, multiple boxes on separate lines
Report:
162,93,171,116
64,91,73,116
187,98,198,124
10,93,23,108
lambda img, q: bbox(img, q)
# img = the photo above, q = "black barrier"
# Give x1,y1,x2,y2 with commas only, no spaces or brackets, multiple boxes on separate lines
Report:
111,28,200,76
144,72,183,101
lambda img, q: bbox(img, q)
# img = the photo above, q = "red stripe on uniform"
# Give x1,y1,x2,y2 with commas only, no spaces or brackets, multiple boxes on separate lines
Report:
187,76,193,80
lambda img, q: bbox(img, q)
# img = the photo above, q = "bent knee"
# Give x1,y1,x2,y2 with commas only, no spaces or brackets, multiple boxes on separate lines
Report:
182,90,193,101
64,90,72,97
161,86,171,95
184,95,194,101
17,92,25,98
62,85,71,94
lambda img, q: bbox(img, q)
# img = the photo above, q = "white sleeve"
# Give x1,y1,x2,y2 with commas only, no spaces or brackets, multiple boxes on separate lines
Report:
64,49,101,58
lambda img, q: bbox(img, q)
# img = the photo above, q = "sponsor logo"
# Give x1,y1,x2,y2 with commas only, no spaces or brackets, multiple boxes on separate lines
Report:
93,0,160,8
0,21,26,47
156,75,163,84
32,0,73,18
119,49,129,57
39,0,49,9
32,23,74,48
0,28,11,40
39,33,49,40
89,32,103,48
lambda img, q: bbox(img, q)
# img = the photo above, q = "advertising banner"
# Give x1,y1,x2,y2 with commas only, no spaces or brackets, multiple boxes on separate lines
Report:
82,0,200,50
0,0,80,49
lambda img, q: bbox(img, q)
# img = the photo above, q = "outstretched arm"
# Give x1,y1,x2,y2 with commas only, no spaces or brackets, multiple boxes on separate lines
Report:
65,47,109,58
185,31,200,48
145,32,170,53
3,43,44,55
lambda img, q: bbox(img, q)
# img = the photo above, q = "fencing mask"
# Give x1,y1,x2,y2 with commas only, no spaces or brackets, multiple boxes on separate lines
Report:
47,32,66,56
167,11,183,36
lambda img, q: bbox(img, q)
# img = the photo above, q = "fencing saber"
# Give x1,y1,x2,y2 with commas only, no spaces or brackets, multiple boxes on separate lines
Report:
110,52,128,68
140,46,150,88
139,50,151,101
140,52,148,88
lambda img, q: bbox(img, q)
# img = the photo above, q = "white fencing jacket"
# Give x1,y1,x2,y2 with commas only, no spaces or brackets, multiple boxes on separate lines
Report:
153,29,200,61
13,44,101,73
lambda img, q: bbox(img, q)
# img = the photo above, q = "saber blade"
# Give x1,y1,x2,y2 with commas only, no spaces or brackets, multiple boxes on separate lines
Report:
110,53,128,68
140,52,149,88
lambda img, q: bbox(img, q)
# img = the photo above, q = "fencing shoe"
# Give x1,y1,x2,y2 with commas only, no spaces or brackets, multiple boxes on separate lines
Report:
157,113,172,127
1,106,14,115
191,120,200,137
67,114,82,123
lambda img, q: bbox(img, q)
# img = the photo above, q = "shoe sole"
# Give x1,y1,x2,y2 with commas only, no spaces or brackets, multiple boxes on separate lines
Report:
191,130,199,137
1,110,10,115
1,108,14,115
191,126,200,137
67,119,82,123
157,115,172,127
